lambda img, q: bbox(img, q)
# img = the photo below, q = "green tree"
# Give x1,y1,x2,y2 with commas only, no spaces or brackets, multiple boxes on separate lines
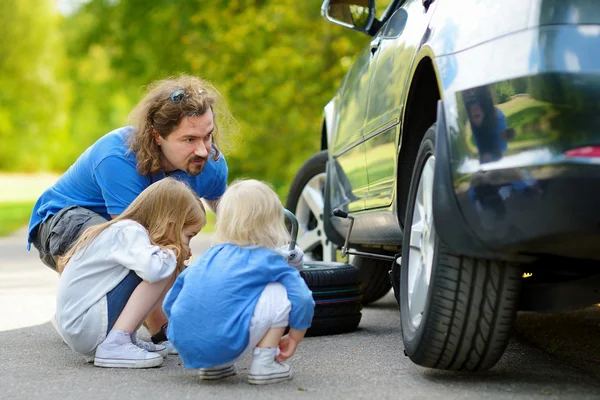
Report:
60,0,368,195
0,0,70,171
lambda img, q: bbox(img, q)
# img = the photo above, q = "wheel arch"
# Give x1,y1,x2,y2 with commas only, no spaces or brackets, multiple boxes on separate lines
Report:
320,119,328,151
396,53,442,228
321,99,338,151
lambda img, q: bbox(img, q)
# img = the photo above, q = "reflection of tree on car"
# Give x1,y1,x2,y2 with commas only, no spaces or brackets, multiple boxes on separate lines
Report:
327,0,371,29
463,85,515,163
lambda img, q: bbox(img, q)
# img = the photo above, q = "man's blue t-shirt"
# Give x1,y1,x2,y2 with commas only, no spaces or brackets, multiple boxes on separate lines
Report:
27,126,228,246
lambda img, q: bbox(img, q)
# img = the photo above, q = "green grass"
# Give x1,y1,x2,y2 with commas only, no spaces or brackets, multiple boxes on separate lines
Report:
0,202,217,238
0,202,34,237
203,210,216,234
497,95,548,117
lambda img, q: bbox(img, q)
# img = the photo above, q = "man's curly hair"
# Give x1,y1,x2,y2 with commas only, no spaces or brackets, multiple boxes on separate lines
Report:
127,75,235,175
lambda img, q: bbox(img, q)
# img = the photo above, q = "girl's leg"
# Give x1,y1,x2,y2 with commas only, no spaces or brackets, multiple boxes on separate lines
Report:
112,276,172,332
145,275,177,353
94,273,172,369
118,275,174,357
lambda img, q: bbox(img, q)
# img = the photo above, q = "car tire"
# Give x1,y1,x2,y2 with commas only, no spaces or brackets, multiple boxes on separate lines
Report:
400,125,522,371
355,257,392,304
286,150,392,305
300,262,362,337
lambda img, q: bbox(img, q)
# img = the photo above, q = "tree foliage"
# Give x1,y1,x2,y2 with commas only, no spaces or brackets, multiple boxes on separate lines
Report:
0,0,71,171
4,0,368,195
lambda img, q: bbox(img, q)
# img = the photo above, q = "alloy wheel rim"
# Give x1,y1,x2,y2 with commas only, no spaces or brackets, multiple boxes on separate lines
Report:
407,154,436,330
294,172,336,262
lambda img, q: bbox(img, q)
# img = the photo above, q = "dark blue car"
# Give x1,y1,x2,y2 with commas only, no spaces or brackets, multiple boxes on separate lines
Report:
287,0,600,371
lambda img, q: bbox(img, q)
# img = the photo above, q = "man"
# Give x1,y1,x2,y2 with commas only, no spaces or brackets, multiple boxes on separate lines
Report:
28,75,231,354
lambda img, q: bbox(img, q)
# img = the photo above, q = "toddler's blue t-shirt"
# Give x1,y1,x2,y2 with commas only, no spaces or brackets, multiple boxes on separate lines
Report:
27,126,227,246
163,243,315,369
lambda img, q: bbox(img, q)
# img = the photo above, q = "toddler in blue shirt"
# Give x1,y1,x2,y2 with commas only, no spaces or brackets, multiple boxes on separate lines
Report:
163,179,315,384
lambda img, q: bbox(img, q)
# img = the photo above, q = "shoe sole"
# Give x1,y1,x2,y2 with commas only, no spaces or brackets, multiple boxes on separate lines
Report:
247,372,293,385
153,347,169,358
198,365,236,380
159,342,179,355
94,356,164,369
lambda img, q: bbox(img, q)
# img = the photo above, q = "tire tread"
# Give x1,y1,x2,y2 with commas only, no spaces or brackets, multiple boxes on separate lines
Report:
414,245,521,371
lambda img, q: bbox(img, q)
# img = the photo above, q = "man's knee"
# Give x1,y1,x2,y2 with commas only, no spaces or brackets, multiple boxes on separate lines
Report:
49,207,106,254
32,206,107,271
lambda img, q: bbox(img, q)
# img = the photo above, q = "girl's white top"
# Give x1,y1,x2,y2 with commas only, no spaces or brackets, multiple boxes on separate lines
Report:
55,220,177,357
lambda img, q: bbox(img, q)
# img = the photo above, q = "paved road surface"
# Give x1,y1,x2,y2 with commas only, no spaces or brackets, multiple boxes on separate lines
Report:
1,229,599,399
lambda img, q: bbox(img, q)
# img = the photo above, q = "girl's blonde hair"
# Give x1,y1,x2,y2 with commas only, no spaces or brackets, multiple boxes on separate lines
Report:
214,179,290,249
58,178,206,273
127,74,236,175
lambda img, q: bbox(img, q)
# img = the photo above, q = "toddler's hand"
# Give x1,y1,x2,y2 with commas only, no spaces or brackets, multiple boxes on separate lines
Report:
276,334,299,361
276,245,304,270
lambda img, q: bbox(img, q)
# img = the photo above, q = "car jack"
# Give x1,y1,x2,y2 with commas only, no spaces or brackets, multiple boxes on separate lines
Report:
333,208,396,262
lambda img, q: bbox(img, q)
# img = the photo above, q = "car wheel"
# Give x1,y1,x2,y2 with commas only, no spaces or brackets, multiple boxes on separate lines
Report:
286,150,392,304
400,125,522,371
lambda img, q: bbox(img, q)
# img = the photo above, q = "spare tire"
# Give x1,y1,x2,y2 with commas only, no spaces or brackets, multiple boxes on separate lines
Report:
300,261,362,337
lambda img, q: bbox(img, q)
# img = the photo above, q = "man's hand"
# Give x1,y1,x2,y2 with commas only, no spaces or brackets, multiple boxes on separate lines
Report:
276,245,305,270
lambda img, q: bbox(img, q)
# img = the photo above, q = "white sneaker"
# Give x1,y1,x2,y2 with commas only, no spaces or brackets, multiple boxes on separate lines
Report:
197,364,236,380
247,348,292,385
94,330,163,369
131,333,168,357
160,340,179,355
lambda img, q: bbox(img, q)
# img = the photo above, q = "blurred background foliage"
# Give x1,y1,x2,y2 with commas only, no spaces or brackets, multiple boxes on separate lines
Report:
0,0,371,197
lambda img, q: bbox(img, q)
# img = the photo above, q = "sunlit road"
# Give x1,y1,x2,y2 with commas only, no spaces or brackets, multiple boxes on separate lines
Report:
1,229,598,399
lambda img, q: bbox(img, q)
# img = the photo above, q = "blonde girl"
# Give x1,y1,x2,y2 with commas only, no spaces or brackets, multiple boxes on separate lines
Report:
163,179,315,385
55,178,205,369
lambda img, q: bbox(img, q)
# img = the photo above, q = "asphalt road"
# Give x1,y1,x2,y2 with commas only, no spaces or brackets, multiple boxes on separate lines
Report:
1,229,599,399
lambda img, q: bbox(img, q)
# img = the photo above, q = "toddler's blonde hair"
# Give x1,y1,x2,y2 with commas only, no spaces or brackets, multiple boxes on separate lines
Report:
214,179,290,249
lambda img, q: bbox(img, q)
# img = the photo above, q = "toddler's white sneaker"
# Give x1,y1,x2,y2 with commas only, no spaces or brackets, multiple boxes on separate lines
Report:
247,347,292,385
197,364,236,380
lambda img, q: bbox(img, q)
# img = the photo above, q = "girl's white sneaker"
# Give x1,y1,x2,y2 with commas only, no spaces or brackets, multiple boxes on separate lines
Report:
94,330,163,369
131,333,168,357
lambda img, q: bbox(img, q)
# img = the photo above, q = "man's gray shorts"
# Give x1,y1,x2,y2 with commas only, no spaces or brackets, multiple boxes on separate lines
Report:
31,206,108,271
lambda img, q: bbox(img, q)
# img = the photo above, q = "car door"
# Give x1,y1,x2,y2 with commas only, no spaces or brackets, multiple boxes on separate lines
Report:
329,41,377,213
363,0,435,209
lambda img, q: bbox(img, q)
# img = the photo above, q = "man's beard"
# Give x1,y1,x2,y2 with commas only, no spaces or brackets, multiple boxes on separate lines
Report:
185,156,207,176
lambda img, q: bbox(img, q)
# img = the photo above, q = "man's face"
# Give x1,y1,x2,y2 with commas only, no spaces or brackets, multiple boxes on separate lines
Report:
156,110,214,176
469,103,484,128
